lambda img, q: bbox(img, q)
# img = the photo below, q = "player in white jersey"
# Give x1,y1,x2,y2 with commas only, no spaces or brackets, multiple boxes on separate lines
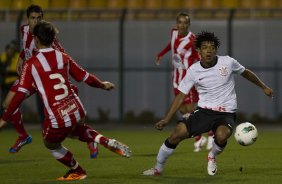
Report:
156,12,213,152
143,31,274,176
0,21,131,181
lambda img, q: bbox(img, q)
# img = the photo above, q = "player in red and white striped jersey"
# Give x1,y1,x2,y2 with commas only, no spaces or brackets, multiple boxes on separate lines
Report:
155,12,214,152
1,5,98,157
0,21,131,181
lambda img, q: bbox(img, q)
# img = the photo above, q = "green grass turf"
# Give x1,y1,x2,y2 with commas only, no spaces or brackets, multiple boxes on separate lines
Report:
0,128,282,184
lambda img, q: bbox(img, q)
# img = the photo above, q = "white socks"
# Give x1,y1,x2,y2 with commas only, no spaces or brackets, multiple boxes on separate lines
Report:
208,141,224,158
155,143,175,172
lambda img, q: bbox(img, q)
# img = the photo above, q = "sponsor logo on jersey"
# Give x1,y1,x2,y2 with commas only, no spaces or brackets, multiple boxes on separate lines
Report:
58,100,79,118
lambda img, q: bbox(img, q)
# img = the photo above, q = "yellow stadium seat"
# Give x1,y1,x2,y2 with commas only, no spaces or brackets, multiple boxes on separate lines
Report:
30,0,49,8
126,0,144,9
107,0,125,9
69,0,87,9
50,0,68,9
0,1,11,9
220,0,239,8
11,0,30,9
143,0,162,9
181,0,200,9
201,0,220,9
163,0,180,9
278,0,282,7
259,0,278,8
88,0,106,8
238,0,258,8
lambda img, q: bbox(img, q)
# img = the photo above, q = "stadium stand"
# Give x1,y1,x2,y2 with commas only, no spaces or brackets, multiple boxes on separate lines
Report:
163,0,180,9
259,0,278,8
220,0,239,8
107,0,125,9
181,0,201,9
49,0,68,9
11,0,30,9
201,0,220,9
88,0,106,8
0,1,10,9
239,0,258,8
69,0,88,9
30,0,49,9
126,0,144,9
143,0,162,9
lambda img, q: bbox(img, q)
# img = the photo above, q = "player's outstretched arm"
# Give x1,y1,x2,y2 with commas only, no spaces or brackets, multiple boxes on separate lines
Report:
155,42,171,66
155,92,186,130
101,81,115,91
241,69,274,98
16,57,24,75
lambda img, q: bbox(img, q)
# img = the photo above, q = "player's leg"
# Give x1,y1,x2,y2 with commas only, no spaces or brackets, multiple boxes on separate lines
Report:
180,91,206,153
207,124,232,176
206,130,214,150
45,141,87,181
70,123,131,157
70,83,98,159
142,122,189,176
43,125,87,181
2,83,32,153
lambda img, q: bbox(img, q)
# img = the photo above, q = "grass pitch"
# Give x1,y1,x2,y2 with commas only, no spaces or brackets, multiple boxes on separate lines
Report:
0,126,282,184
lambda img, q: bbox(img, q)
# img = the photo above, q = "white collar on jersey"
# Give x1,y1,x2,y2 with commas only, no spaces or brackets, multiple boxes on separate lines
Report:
39,48,54,52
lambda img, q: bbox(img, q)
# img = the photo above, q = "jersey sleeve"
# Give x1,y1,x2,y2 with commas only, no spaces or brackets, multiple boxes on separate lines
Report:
2,57,33,121
18,59,35,94
157,42,171,58
1,92,25,121
177,68,195,94
230,57,245,74
68,56,104,88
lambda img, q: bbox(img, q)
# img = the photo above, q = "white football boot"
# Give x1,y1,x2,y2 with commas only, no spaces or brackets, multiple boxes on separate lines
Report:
142,168,161,176
207,156,217,176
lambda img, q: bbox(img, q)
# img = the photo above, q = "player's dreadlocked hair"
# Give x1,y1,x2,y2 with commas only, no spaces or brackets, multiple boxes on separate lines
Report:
194,31,220,49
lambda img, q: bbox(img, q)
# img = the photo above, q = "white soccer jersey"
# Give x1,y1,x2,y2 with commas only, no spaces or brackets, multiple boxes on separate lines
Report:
178,56,245,113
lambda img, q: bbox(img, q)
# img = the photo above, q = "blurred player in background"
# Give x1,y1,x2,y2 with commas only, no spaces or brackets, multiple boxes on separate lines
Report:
1,4,98,158
143,31,273,176
155,12,214,152
0,41,19,103
0,21,132,181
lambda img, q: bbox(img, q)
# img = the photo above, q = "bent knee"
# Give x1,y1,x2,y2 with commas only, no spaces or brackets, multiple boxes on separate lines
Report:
44,140,61,150
169,123,188,144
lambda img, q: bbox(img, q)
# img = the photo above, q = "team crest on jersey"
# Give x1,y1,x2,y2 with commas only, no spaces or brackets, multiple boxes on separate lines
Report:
172,54,185,69
24,49,32,60
219,66,228,76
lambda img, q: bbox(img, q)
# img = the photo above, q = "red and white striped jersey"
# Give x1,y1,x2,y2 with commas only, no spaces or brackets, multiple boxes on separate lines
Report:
157,28,200,89
170,29,200,88
3,48,104,128
19,24,65,62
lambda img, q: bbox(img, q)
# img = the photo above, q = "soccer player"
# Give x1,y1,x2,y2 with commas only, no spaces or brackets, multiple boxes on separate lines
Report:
1,4,98,158
0,21,132,181
155,12,214,152
143,31,274,176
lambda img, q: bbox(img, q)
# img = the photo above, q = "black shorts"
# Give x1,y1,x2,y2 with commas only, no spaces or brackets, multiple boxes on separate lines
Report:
179,107,236,138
